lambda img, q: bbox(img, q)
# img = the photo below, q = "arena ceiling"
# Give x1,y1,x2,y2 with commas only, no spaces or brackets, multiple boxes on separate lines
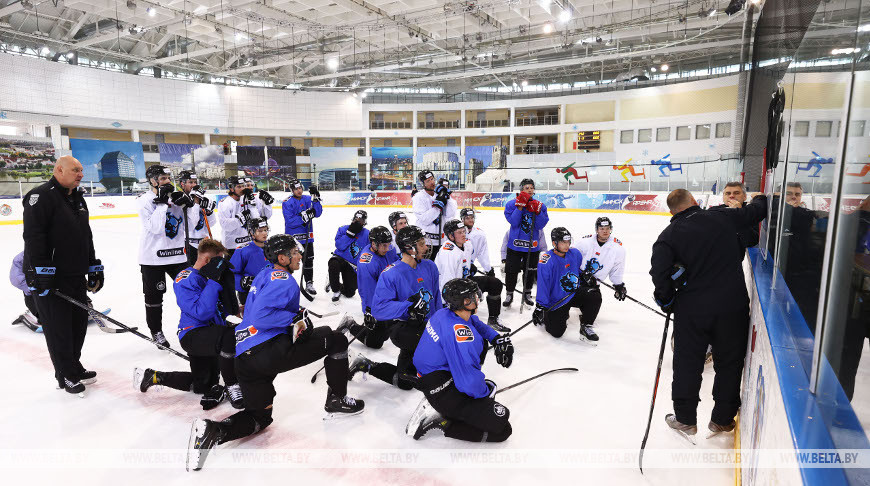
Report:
0,0,861,93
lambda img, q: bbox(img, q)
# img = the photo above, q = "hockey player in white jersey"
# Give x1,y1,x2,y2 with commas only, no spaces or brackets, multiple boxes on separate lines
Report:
435,219,509,332
177,170,217,263
412,171,456,260
571,216,627,336
218,176,273,256
388,211,409,258
137,164,190,349
243,177,275,222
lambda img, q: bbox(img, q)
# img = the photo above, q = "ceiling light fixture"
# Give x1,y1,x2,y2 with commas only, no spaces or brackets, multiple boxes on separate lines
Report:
326,56,339,71
832,47,859,55
708,8,717,17
543,23,554,34
146,6,156,16
558,10,571,23
40,46,50,56
235,32,247,41
660,63,669,71
521,80,528,87
650,66,657,72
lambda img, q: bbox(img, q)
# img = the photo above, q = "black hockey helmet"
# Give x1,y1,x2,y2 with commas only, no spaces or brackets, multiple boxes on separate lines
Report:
388,211,407,230
459,208,475,221
145,164,171,186
177,170,197,184
247,217,269,235
396,225,426,255
418,170,435,183
443,219,464,242
551,226,572,244
369,226,392,245
520,178,535,189
289,178,303,191
595,216,613,229
226,175,243,190
264,234,299,264
352,209,368,225
442,278,480,311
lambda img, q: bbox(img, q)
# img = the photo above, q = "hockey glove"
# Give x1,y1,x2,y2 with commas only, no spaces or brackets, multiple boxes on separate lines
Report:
364,307,377,331
514,191,531,209
655,293,675,314
485,267,496,278
346,220,364,237
199,256,230,283
527,199,542,215
580,269,598,288
309,185,321,200
291,309,313,343
484,378,498,398
170,191,194,208
154,184,174,205
671,263,688,289
87,259,104,293
613,283,627,301
532,304,547,326
435,182,451,198
242,187,254,199
469,263,479,277
300,207,315,224
259,190,274,205
25,264,56,296
200,384,226,411
200,197,216,215
407,293,429,325
239,275,255,292
492,335,513,368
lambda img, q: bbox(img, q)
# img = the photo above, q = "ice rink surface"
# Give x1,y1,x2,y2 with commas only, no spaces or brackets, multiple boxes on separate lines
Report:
0,203,738,485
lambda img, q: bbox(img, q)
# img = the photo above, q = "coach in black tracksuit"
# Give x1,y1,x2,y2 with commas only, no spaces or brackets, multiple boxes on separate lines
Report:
650,189,767,430
22,156,104,395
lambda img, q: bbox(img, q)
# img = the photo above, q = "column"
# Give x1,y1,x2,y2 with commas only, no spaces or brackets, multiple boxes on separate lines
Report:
509,134,515,155
130,129,140,142
50,124,62,150
510,106,516,127
203,132,211,145
460,110,467,130
560,103,566,125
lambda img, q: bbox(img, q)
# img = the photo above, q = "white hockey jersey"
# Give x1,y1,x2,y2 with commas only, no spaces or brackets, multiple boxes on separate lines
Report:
187,203,216,246
465,226,492,273
218,195,273,250
137,192,188,266
434,240,474,289
412,190,457,246
572,234,626,285
390,230,402,257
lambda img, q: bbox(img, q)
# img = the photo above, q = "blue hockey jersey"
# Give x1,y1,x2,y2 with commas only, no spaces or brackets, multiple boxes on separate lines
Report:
282,195,322,243
356,247,400,313
229,242,270,292
173,267,223,340
413,307,499,399
536,248,584,310
234,265,300,355
334,225,370,265
504,198,549,252
371,259,441,322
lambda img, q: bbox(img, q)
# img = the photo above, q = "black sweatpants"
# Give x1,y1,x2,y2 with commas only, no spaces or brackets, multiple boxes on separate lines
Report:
543,287,602,338
302,240,315,285
215,328,349,443
155,325,238,394
471,275,504,318
365,322,424,390
428,245,441,261
327,256,357,297
504,248,539,293
33,276,88,383
141,263,188,334
345,319,395,349
420,370,512,442
672,309,749,426
24,293,38,317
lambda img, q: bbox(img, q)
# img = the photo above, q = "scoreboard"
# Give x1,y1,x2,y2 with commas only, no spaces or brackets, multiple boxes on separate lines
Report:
573,131,600,151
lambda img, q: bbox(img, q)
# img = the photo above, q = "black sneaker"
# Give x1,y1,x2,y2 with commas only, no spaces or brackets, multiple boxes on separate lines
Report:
186,419,225,472
324,389,364,419
200,384,227,410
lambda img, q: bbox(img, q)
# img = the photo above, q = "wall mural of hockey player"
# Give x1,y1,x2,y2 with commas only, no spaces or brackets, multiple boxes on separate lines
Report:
571,217,628,342
413,170,457,260
388,211,409,258
336,226,400,349
406,278,514,442
187,235,365,472
352,226,441,391
328,210,369,302
229,218,270,314
436,218,509,333
282,179,322,295
533,227,600,344
217,176,273,257
503,178,549,307
137,164,193,350
134,238,244,411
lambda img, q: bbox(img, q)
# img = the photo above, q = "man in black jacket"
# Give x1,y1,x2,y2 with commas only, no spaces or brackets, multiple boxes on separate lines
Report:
650,189,767,438
23,155,104,396
717,181,760,249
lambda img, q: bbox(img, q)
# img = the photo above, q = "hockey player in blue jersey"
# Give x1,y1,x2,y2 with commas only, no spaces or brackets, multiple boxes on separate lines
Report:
336,226,399,348
406,278,514,441
503,178,549,307
229,218,270,310
348,226,441,391
186,234,363,472
281,179,322,295
533,227,600,344
133,238,244,411
328,209,369,302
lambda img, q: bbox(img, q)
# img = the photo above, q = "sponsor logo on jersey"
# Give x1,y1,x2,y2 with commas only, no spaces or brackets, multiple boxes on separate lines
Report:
359,252,373,264
156,281,166,292
381,264,395,274
165,212,182,239
493,403,507,417
271,270,289,280
454,323,474,342
174,269,192,283
613,237,622,246
443,242,454,251
235,235,252,244
513,239,539,249
28,194,39,206
156,248,185,257
539,253,551,264
425,322,440,343
560,273,580,292
235,325,258,344
585,258,603,274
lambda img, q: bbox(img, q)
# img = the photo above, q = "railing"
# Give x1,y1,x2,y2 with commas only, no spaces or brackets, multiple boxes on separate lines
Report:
370,121,412,130
515,114,560,126
515,144,559,154
467,119,510,128
417,121,461,129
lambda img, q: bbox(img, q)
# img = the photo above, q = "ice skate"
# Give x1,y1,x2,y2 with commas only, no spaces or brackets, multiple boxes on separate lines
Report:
406,397,448,440
486,316,511,333
665,413,697,444
502,293,514,308
61,377,85,398
348,353,374,380
331,291,341,302
522,291,534,307
335,315,357,337
706,419,736,439
134,367,161,392
323,388,364,419
305,280,317,296
200,384,227,410
151,331,171,350
79,370,97,385
186,419,225,472
227,383,245,409
579,324,599,346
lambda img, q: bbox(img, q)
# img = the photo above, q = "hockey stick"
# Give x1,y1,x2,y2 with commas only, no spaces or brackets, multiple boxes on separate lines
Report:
311,333,360,384
202,208,213,239
639,312,672,474
183,206,194,266
91,307,133,334
595,279,667,318
54,291,191,361
494,367,579,396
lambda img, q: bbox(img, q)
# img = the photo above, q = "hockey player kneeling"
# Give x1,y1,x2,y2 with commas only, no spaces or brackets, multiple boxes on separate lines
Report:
185,234,363,472
407,278,514,442
533,227,600,344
